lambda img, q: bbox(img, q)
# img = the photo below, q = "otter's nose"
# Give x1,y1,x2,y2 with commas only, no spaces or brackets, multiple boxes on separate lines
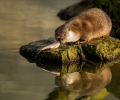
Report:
57,37,63,41
57,38,61,41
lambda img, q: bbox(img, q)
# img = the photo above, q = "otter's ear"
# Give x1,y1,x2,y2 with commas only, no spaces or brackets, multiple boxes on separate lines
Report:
55,25,62,34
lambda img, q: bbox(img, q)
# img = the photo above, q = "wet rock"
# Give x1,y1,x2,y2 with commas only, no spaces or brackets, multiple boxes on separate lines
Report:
19,37,120,63
19,37,55,62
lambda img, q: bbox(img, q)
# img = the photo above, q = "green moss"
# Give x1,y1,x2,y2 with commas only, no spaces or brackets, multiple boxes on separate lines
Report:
81,37,120,61
88,88,109,100
61,50,69,63
67,46,79,61
76,45,86,60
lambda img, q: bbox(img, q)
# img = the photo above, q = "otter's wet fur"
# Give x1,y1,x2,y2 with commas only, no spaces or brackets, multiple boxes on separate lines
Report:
37,8,112,52
55,8,112,44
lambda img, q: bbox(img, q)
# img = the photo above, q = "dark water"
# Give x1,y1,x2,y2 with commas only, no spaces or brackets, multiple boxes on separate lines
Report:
0,0,120,100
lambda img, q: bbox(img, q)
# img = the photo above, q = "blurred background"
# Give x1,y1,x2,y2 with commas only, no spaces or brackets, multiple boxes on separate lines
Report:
0,0,80,100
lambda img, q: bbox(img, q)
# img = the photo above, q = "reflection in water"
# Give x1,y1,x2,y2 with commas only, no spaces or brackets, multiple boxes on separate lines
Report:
45,87,109,100
36,59,120,100
45,87,79,100
37,61,113,100
55,67,111,97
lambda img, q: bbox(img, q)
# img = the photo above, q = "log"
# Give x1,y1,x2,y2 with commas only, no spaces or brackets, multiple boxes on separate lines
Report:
19,37,120,64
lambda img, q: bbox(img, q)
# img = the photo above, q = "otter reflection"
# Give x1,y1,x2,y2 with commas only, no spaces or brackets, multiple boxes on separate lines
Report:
55,67,112,96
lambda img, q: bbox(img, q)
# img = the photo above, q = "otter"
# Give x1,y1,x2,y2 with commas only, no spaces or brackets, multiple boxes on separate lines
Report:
38,8,112,52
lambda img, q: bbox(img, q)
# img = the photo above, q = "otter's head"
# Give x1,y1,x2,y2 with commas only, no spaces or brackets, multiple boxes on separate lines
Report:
55,18,81,43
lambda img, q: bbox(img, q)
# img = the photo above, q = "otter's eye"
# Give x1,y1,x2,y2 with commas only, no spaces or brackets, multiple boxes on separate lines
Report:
64,33,66,36
68,29,70,31
72,24,76,27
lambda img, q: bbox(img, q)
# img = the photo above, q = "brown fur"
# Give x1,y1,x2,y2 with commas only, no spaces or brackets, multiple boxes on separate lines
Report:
37,8,112,53
55,8,112,44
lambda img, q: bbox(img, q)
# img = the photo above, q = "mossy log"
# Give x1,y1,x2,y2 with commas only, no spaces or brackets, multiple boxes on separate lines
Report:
19,37,120,64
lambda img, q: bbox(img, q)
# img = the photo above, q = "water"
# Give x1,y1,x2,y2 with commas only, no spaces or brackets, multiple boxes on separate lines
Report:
0,0,120,100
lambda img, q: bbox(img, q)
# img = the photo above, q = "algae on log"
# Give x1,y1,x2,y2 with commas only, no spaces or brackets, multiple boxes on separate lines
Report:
19,37,120,63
